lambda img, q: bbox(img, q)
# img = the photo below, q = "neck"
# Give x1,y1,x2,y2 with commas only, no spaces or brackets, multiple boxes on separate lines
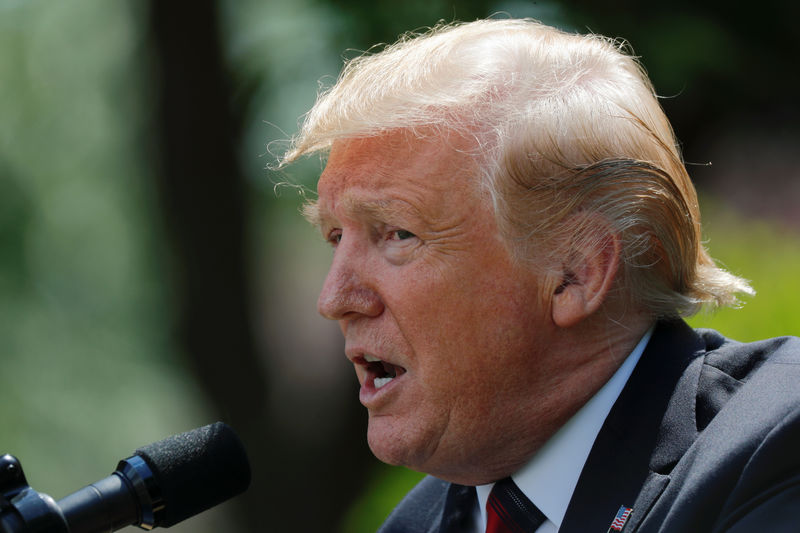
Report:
449,313,654,486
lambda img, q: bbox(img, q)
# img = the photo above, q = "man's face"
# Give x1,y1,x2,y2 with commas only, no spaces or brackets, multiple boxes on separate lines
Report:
314,132,564,483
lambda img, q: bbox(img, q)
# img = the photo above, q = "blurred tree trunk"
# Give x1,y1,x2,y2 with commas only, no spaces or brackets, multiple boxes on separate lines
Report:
147,1,267,530
146,1,371,530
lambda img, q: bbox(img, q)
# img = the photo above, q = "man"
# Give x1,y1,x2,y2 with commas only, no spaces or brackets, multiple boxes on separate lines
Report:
281,19,800,532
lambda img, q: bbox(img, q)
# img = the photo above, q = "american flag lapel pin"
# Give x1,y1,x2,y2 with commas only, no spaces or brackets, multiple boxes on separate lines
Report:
607,505,633,532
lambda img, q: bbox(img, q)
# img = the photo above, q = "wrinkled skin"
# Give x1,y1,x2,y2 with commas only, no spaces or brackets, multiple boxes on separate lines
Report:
312,131,640,484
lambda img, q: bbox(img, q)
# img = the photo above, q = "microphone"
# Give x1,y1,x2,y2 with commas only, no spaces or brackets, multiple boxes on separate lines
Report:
0,422,250,533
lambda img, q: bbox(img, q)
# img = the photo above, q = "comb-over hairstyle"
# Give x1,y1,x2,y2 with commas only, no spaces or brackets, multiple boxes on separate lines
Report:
283,18,753,317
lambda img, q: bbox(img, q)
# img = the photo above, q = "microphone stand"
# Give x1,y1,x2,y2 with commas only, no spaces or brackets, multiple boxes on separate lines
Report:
0,422,249,533
0,454,69,533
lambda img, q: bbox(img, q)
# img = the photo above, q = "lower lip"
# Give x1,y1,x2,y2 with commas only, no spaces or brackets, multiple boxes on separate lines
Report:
359,372,404,406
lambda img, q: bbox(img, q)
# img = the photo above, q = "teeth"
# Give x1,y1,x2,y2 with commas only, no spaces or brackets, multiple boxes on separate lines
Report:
374,376,394,389
364,354,381,362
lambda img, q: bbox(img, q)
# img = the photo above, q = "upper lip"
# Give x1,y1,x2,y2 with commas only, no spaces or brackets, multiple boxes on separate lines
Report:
350,351,392,367
345,346,406,372
346,343,382,364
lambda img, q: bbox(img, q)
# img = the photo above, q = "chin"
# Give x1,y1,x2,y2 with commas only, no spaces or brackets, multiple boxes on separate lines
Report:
366,416,433,470
368,419,522,485
367,425,411,467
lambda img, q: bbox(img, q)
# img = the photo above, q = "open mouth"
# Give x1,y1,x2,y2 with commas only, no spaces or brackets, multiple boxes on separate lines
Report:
363,354,407,390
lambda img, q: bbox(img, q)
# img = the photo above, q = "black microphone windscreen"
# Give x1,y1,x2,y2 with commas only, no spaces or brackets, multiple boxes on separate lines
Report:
134,422,250,527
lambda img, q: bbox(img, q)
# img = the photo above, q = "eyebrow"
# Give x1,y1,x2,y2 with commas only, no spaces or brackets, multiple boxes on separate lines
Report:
302,196,425,232
301,199,322,229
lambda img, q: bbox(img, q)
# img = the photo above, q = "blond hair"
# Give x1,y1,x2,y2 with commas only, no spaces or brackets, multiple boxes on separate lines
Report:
282,18,753,317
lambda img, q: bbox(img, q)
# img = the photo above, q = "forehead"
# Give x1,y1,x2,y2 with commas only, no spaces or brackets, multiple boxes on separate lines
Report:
316,131,481,216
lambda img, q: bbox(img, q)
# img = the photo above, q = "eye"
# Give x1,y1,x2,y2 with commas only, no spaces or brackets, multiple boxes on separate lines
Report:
387,229,416,241
326,228,343,246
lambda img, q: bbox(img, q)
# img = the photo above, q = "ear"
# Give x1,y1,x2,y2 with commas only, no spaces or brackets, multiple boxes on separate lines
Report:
551,217,621,328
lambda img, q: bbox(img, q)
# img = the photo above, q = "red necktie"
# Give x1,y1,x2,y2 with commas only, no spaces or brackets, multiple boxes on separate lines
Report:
486,477,546,533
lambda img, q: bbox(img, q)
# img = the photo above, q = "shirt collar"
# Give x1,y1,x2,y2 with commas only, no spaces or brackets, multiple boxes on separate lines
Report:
475,327,654,530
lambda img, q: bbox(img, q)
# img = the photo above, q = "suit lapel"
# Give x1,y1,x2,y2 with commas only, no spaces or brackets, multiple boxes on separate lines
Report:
438,484,476,533
560,320,705,533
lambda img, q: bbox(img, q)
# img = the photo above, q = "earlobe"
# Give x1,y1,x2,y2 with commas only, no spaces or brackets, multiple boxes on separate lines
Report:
551,226,621,328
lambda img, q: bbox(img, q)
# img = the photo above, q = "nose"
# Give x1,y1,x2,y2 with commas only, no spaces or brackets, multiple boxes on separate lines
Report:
317,241,384,321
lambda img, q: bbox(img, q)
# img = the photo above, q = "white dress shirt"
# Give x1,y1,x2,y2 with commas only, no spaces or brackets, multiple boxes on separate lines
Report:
474,327,654,532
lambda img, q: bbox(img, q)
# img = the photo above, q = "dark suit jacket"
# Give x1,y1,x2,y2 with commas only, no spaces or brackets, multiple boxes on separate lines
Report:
378,320,800,532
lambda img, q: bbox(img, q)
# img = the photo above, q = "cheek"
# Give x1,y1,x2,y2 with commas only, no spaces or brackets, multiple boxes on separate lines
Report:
381,237,549,372
412,272,541,351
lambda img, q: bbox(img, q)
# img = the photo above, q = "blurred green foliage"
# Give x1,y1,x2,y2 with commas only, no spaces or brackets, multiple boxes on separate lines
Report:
0,1,220,529
689,200,800,341
341,463,426,533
